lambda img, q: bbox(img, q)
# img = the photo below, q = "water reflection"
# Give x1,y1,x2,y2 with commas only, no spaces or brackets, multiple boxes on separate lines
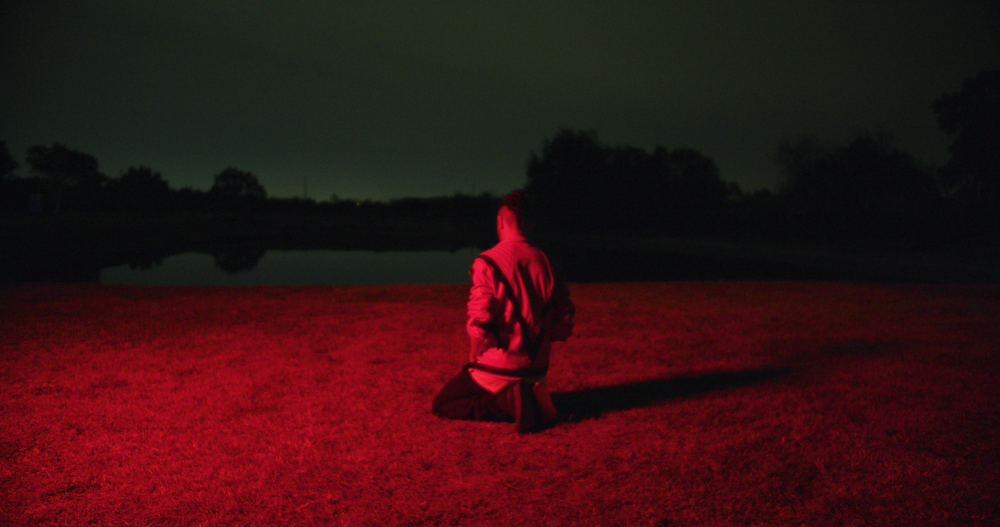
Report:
100,249,481,285
211,244,268,274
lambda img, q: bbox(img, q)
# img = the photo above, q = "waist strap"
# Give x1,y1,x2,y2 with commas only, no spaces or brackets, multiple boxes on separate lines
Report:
467,362,548,378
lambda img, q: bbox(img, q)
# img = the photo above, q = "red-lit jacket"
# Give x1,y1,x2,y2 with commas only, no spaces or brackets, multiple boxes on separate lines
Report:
466,236,573,383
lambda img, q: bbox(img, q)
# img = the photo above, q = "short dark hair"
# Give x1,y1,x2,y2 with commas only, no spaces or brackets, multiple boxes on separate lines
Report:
499,189,533,231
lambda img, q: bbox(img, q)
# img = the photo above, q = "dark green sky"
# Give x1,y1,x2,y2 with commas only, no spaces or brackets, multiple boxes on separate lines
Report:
2,1,998,200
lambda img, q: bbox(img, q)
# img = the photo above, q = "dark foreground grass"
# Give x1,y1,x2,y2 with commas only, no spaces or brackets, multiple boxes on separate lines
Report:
1,282,998,526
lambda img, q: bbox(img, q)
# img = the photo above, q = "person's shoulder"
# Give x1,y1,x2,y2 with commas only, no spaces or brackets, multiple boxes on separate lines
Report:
520,240,548,258
472,245,505,272
478,243,504,261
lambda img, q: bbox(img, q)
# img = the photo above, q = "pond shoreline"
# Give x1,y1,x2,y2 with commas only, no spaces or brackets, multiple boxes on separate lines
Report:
3,211,999,284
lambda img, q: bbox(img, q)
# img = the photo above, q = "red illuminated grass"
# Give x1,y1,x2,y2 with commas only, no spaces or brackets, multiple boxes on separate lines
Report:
1,282,998,526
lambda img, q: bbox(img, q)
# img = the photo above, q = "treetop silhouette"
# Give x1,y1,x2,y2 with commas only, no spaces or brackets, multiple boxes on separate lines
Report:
934,68,1000,206
525,128,735,232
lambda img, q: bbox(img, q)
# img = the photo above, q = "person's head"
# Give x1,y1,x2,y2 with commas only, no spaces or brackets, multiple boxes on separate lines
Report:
496,189,533,240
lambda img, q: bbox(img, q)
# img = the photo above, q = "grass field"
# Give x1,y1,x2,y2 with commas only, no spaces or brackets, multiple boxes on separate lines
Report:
1,282,998,526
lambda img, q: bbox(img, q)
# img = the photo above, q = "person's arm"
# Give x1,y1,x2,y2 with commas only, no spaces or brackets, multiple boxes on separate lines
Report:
466,258,500,361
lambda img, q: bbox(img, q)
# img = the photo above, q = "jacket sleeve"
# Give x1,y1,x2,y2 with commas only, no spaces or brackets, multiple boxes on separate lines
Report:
547,279,574,342
466,257,500,361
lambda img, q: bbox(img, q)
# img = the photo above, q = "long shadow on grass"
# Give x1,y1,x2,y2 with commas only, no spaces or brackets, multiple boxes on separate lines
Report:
551,367,791,421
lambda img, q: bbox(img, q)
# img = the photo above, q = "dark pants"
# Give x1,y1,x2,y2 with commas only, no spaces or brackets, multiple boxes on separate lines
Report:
432,367,514,422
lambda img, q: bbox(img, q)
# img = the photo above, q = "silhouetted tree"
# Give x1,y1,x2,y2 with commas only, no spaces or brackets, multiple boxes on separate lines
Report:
0,141,18,179
210,167,266,198
670,148,730,206
212,245,266,274
114,166,171,211
0,141,39,213
169,187,207,212
606,145,707,227
934,69,1000,206
25,143,107,213
208,167,266,210
525,129,609,228
775,132,939,240
525,128,732,232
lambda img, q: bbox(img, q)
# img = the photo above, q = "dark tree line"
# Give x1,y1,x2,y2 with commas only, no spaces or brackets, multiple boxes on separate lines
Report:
0,141,500,252
767,68,999,245
0,142,497,221
524,69,999,247
771,132,942,242
934,69,1000,207
525,129,738,233
0,142,274,214
3,68,997,249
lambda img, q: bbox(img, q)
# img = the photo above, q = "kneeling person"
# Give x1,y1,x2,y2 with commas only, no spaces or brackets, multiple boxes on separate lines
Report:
432,190,574,433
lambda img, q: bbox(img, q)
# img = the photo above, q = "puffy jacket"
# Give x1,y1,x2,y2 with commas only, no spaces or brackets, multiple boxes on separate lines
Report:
466,236,574,377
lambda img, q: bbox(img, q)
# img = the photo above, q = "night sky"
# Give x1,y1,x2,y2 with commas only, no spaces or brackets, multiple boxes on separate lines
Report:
2,1,998,201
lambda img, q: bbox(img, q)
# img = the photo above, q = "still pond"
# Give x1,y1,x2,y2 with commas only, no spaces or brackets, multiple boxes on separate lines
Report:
100,249,482,286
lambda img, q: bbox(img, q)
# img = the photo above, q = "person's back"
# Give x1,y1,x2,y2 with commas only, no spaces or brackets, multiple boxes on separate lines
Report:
467,235,569,386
